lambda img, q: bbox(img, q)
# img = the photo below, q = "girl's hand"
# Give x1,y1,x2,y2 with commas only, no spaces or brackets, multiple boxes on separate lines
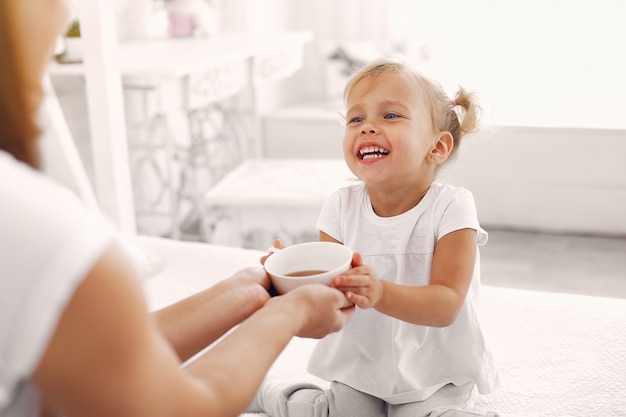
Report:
332,252,383,309
259,238,285,265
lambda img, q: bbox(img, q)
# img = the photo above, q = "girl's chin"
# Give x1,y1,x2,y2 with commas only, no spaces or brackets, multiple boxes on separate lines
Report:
351,161,386,179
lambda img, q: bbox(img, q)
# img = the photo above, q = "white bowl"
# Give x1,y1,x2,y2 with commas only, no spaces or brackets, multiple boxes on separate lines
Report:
264,241,352,294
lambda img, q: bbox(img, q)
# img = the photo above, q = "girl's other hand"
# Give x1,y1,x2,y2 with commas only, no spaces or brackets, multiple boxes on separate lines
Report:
332,252,383,309
260,238,285,265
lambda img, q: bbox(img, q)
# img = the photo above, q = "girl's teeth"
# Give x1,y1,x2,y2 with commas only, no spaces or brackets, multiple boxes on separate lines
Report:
359,146,389,159
362,153,386,160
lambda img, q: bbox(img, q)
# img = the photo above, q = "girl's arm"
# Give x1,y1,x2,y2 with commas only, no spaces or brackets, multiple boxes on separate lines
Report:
33,242,353,417
330,228,477,327
319,231,341,244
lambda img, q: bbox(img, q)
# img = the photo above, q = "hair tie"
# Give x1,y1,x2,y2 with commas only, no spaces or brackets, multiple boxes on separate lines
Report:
452,99,457,107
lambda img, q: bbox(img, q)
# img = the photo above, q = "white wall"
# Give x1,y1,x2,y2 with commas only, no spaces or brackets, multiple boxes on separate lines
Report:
263,106,626,236
439,127,626,236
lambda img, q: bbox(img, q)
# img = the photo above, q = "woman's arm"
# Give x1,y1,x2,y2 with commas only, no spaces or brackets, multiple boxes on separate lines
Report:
153,267,271,362
33,242,353,417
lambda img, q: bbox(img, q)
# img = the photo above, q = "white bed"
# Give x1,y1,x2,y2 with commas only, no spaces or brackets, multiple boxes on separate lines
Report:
133,234,626,417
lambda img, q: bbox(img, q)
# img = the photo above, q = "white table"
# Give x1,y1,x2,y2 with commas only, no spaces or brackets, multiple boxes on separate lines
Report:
49,31,313,239
202,158,356,249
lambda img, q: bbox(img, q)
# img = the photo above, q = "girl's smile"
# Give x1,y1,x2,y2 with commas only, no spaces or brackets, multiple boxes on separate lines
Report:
358,144,390,161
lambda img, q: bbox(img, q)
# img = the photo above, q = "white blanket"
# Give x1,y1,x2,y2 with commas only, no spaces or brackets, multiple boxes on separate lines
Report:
134,235,626,417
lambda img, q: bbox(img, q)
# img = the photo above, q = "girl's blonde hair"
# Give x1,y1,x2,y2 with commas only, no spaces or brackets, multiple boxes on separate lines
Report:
343,59,482,160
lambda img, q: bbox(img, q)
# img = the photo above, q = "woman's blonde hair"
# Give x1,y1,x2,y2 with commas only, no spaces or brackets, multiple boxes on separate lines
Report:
343,59,482,160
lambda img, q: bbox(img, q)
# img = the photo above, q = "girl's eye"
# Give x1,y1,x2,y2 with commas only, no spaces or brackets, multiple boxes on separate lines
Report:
384,113,399,119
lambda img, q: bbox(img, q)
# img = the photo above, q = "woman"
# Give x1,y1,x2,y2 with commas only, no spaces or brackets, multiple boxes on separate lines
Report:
0,1,354,416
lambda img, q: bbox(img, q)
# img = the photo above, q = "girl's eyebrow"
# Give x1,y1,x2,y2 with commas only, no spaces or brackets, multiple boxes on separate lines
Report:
345,103,362,115
347,100,410,115
378,100,410,111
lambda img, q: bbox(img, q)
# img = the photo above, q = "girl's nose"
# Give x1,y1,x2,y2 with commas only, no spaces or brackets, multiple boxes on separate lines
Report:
360,123,377,135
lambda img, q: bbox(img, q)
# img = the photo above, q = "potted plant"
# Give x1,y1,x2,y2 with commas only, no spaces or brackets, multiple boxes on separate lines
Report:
58,19,83,63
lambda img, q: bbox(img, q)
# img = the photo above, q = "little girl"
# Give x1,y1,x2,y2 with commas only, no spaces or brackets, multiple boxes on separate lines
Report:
252,59,499,417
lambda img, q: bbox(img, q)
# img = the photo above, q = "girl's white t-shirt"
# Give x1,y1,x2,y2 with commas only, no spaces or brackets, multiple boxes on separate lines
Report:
0,151,114,417
308,181,499,404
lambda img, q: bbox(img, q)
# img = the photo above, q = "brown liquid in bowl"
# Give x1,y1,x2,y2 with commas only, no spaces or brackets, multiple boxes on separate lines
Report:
285,269,328,277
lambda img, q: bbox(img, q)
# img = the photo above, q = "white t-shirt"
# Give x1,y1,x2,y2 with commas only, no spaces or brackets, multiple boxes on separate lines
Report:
308,181,499,404
0,151,114,417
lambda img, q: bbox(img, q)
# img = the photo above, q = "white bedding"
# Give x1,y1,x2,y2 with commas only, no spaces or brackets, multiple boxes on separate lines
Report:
133,235,626,417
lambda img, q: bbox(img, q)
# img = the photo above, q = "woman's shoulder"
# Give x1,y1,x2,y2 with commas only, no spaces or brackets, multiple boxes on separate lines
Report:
0,150,114,255
2,152,85,223
1,151,75,204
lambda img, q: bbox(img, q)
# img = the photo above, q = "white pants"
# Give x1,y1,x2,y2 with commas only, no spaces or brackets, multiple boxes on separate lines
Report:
248,379,498,417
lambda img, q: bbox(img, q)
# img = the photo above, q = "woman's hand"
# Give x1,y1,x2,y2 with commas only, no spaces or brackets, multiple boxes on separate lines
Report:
221,266,272,303
332,252,383,309
274,284,355,339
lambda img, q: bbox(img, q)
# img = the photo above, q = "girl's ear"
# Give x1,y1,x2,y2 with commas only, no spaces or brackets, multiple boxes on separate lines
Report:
430,132,454,163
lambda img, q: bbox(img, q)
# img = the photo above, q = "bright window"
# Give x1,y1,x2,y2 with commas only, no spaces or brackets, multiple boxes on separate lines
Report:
389,0,626,129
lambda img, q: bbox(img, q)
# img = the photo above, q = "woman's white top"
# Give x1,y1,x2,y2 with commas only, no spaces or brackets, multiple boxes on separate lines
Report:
308,181,499,404
0,151,114,417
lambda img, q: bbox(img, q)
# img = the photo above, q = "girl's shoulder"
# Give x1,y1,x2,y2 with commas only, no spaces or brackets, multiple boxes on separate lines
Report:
430,181,473,196
331,180,366,199
428,182,476,205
